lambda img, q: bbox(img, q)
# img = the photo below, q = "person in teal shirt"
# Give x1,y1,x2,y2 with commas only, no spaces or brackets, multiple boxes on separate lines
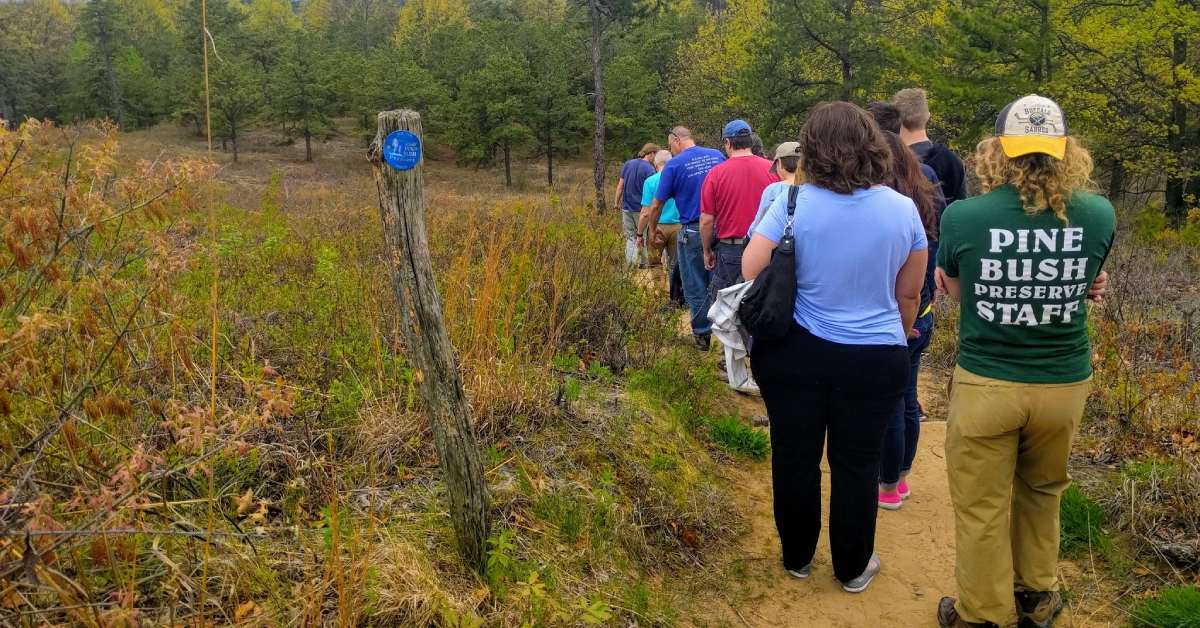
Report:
640,150,680,290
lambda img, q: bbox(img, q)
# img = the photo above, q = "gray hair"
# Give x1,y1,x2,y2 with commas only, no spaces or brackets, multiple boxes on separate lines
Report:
653,149,672,166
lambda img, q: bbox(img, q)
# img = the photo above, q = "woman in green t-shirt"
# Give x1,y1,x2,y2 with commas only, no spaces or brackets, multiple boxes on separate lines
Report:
934,95,1116,628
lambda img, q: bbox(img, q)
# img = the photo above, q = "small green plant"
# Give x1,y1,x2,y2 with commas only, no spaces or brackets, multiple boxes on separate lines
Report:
440,606,485,628
706,416,770,460
587,361,614,383
1131,586,1200,628
1059,485,1111,557
1121,459,1178,483
486,528,518,593
562,376,583,404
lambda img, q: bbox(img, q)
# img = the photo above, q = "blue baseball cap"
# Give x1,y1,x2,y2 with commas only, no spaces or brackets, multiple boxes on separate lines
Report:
722,119,752,139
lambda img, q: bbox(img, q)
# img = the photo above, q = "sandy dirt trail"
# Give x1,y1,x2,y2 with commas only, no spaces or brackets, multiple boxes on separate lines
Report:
685,380,1117,627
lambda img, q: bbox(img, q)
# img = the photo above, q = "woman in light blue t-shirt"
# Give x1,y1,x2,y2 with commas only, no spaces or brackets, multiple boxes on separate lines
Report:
741,102,927,594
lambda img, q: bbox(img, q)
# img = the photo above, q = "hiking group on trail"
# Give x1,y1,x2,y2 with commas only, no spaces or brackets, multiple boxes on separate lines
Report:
614,89,1115,627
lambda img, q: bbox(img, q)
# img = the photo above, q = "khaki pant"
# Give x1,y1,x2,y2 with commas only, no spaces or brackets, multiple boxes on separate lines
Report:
652,223,680,275
945,366,1091,626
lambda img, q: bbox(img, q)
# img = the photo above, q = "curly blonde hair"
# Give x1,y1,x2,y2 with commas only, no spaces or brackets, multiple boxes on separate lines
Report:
973,136,1094,222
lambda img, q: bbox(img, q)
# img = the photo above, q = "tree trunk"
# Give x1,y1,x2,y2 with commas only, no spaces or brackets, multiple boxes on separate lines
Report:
305,131,313,162
503,141,512,187
546,121,554,187
589,0,606,213
231,126,239,163
1166,32,1189,224
367,110,490,574
1107,157,1125,206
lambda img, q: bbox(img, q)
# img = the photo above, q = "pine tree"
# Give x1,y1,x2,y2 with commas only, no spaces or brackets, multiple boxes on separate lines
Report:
271,39,337,162
211,58,263,162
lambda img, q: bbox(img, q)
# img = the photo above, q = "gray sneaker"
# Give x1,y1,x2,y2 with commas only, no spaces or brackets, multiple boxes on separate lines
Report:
841,554,881,593
787,563,812,579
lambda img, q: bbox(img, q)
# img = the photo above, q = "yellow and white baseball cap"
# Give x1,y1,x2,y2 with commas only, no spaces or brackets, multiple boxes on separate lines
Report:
995,94,1068,160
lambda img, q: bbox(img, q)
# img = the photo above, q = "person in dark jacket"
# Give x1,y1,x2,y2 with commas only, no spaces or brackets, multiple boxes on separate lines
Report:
893,88,968,205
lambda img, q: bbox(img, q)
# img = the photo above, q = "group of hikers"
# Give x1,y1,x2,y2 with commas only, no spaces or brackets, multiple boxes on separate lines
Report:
614,88,1115,628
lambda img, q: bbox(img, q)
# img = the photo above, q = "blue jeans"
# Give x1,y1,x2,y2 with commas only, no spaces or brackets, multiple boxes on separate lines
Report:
677,224,711,336
880,311,934,485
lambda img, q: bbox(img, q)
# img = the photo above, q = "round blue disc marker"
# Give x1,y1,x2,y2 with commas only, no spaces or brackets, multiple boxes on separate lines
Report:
383,130,422,171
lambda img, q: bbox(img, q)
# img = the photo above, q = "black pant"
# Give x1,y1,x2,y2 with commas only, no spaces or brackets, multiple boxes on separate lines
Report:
669,259,685,306
750,323,909,581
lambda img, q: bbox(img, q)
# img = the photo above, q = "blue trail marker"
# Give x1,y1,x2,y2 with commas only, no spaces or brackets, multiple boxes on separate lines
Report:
383,130,422,171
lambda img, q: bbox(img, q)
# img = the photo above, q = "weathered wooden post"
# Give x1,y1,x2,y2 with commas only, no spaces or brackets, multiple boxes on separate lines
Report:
368,110,490,573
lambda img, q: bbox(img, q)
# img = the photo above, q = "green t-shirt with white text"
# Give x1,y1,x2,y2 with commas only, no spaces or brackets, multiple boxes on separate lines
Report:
937,185,1116,383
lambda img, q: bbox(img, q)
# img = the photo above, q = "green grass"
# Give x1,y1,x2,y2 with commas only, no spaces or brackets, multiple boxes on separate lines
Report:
1131,586,1200,628
1059,485,1112,557
706,416,770,460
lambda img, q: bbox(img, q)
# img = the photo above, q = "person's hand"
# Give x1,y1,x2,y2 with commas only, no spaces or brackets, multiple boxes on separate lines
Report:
635,234,645,248
934,267,949,295
1088,270,1109,303
907,328,920,339
703,248,716,270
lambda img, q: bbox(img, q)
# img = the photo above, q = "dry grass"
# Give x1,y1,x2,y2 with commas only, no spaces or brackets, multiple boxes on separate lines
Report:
0,120,735,625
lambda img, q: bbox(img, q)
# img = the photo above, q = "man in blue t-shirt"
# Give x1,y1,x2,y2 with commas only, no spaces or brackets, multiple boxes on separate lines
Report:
647,126,725,350
614,143,658,266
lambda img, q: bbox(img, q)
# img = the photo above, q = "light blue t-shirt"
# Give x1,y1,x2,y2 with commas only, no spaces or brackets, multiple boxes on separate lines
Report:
749,181,790,236
641,172,679,224
754,184,928,346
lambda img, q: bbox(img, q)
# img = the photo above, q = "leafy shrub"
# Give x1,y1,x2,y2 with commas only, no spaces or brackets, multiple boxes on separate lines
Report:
1131,586,1200,628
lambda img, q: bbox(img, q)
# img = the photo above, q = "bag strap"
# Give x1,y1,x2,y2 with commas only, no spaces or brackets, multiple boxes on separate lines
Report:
784,185,799,236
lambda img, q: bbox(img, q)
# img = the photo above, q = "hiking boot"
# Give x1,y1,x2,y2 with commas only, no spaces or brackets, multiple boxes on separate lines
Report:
694,333,711,351
878,487,903,510
1016,590,1063,628
786,562,812,579
841,554,881,593
937,597,998,628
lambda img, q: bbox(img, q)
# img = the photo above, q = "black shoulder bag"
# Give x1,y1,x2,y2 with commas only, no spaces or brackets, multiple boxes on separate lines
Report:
738,185,799,340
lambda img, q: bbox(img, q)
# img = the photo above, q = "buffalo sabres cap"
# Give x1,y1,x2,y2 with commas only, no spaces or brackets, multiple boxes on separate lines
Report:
995,94,1068,160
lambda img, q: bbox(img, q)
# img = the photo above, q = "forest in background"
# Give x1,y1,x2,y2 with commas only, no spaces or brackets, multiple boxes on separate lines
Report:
2,0,1200,220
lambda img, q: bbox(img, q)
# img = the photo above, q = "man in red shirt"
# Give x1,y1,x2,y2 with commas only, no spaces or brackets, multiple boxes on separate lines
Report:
700,119,778,305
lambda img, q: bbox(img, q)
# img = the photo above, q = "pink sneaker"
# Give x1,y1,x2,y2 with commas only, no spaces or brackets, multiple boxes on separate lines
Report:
898,479,912,500
878,487,902,510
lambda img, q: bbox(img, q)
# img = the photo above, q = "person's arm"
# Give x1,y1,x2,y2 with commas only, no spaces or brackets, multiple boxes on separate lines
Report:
951,154,967,202
699,175,718,269
700,214,716,270
647,199,663,235
896,249,927,336
741,233,776,280
637,177,655,234
935,267,960,300
613,177,625,211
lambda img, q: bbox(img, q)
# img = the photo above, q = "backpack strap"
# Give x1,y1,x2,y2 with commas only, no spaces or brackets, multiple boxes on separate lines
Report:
784,185,800,236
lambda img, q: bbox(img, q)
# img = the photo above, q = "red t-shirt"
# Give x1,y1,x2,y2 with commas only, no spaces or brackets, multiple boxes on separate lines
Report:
700,155,778,239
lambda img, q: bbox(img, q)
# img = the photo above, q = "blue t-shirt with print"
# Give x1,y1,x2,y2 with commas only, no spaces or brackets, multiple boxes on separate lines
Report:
620,158,656,212
641,172,679,225
755,184,928,346
654,146,725,224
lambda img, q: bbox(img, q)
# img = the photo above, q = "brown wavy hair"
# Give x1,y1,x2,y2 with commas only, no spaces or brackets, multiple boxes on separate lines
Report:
799,102,892,194
882,131,939,240
974,136,1094,222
